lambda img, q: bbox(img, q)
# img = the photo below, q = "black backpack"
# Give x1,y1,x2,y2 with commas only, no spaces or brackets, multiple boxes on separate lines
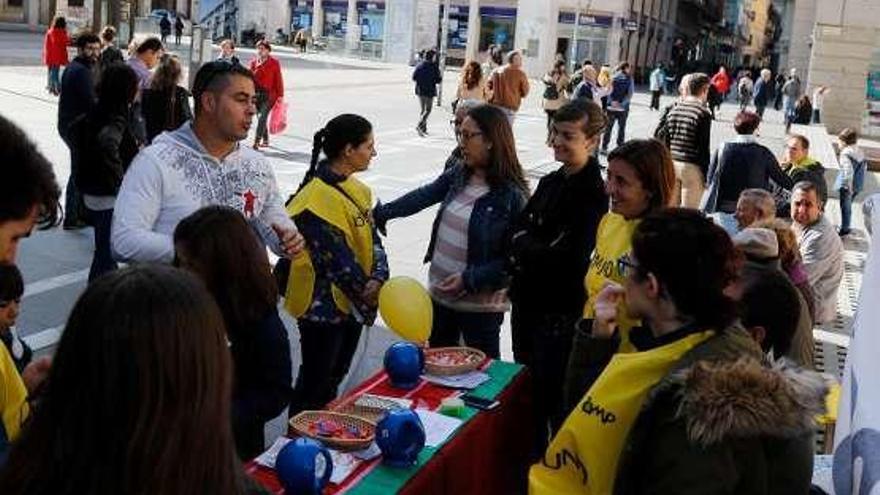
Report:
543,79,560,100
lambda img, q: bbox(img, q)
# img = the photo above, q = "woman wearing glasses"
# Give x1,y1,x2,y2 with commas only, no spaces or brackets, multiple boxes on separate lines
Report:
563,138,675,410
375,105,528,358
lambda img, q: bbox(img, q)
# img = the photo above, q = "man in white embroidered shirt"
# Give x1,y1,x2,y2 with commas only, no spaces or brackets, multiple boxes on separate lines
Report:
112,61,304,263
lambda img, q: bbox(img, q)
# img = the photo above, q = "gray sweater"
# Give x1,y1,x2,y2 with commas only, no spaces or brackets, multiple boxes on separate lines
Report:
793,215,844,324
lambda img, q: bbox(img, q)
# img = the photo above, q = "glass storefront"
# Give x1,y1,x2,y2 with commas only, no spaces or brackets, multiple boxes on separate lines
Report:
357,1,384,41
290,0,313,32
323,0,348,38
478,6,516,52
557,12,612,66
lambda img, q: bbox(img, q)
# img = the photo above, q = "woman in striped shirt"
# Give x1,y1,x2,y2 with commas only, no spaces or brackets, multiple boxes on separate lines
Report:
375,105,528,358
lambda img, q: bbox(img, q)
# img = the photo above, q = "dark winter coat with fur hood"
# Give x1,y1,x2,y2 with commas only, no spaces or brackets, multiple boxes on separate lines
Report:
602,324,828,495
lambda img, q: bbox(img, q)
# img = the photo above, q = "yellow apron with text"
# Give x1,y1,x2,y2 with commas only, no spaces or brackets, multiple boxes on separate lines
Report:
0,344,28,443
284,176,374,318
583,213,641,352
529,330,714,495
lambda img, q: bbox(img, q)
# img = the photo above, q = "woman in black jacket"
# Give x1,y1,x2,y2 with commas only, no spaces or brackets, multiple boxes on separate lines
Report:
701,111,793,234
508,99,608,452
174,206,292,460
70,62,139,282
142,54,192,143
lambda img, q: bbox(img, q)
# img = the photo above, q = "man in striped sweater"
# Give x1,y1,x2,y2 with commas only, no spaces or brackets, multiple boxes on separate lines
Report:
657,73,712,208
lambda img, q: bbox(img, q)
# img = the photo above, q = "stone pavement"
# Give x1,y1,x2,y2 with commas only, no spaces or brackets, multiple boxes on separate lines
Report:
0,29,874,441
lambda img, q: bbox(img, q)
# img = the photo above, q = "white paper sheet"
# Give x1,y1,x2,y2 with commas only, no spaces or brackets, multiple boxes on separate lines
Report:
416,409,464,447
422,371,490,389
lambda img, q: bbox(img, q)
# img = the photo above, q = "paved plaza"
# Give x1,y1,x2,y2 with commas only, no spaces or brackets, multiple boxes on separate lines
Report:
0,30,872,399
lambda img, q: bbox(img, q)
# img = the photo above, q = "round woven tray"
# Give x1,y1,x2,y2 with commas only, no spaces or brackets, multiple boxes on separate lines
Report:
289,411,376,451
424,346,486,376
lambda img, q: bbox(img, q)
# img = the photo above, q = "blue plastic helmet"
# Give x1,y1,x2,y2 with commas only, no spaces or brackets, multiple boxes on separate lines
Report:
376,409,426,467
275,438,333,494
383,341,424,389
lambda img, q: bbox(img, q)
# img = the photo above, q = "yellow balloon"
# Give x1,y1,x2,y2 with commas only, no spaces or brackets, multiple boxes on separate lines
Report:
378,276,433,343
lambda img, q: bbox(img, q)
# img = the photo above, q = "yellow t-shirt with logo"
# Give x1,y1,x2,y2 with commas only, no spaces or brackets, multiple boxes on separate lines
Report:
583,213,641,352
529,330,714,495
284,176,374,318
1,344,28,444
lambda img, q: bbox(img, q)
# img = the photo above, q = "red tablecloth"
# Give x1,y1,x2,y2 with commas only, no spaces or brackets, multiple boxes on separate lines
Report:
247,360,533,494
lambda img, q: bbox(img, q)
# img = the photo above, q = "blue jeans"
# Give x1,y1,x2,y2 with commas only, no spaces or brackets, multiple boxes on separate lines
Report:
429,300,503,359
255,89,270,143
87,208,118,282
47,65,61,93
840,187,853,233
602,110,628,151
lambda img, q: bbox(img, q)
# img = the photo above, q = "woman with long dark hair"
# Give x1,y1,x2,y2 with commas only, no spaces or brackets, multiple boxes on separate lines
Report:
142,54,193,143
70,62,139,282
0,265,259,494
283,114,388,416
249,40,284,149
375,104,529,358
456,60,485,102
174,206,291,459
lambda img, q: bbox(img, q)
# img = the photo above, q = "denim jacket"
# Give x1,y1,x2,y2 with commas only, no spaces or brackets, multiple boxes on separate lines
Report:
374,165,527,294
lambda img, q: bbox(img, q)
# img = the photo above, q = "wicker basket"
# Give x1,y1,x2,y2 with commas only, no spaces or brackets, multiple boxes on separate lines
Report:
289,411,376,451
424,347,487,376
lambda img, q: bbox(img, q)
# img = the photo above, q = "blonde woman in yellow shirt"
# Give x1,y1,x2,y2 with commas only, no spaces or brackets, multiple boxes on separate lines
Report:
563,139,675,410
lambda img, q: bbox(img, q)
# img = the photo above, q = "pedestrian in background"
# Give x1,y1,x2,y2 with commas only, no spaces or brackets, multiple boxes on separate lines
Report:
701,111,792,234
649,63,665,110
412,49,442,136
285,114,387,415
812,85,830,124
42,15,69,96
835,127,868,236
737,72,753,112
174,206,292,459
541,60,570,144
58,32,102,230
752,68,773,118
174,16,184,45
773,72,786,110
455,60,485,104
69,62,139,282
159,14,171,45
249,40,284,149
218,38,240,65
656,73,712,208
142,54,193,143
487,50,530,124
782,68,802,131
98,26,124,72
600,62,634,154
375,105,529,359
127,36,165,145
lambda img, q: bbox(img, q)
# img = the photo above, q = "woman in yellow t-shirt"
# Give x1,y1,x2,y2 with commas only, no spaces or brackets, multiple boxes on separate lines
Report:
563,139,675,410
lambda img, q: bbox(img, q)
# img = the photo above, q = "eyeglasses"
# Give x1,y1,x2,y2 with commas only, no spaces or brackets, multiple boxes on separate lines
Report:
459,131,483,142
617,255,639,277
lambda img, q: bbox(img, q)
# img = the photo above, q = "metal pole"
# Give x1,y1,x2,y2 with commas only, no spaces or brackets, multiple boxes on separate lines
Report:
569,0,582,72
437,0,451,107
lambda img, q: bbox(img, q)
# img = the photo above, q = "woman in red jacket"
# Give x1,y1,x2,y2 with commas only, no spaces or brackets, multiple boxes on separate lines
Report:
249,39,284,149
43,15,70,96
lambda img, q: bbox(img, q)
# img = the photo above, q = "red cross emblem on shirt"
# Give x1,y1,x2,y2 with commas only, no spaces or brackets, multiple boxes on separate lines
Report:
242,189,257,218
